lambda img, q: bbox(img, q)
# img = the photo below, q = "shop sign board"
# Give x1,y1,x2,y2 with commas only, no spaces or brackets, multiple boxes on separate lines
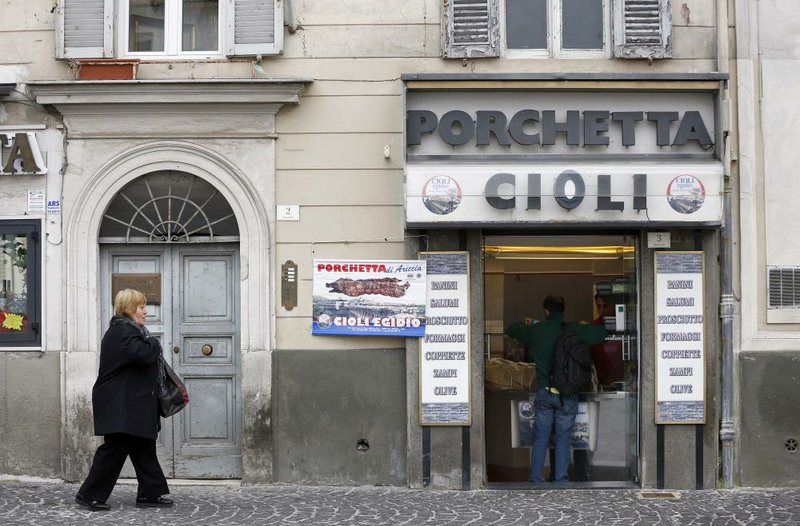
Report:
312,259,427,337
406,163,723,226
406,91,717,157
419,252,471,425
0,131,47,175
654,251,705,424
405,91,723,227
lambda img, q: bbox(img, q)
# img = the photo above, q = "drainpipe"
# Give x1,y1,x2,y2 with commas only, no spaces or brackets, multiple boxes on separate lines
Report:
717,0,736,489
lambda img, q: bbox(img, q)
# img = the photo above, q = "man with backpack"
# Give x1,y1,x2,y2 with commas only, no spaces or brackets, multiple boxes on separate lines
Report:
506,294,607,483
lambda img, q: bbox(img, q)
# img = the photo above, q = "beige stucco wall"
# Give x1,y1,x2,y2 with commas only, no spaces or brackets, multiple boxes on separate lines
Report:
267,0,724,353
735,1,800,363
0,0,732,484
733,0,800,486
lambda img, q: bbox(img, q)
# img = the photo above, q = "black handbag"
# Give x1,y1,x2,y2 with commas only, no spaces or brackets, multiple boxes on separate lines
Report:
158,355,189,417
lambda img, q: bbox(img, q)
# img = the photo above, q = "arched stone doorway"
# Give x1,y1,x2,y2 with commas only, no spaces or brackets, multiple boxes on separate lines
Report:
59,140,275,483
27,79,306,484
99,170,242,478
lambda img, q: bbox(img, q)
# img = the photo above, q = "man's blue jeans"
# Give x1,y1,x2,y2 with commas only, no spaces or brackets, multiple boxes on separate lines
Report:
529,387,578,483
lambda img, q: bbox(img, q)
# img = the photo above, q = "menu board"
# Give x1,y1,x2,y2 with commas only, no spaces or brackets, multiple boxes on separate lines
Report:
419,252,471,425
654,251,705,424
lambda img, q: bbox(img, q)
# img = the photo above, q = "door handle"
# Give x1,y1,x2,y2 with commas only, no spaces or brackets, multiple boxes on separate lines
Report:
173,345,180,354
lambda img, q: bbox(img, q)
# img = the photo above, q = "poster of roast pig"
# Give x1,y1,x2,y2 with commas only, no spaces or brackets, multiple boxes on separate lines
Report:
312,259,427,337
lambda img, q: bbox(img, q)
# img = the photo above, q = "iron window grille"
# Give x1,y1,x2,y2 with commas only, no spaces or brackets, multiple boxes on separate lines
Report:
767,266,800,309
99,171,239,244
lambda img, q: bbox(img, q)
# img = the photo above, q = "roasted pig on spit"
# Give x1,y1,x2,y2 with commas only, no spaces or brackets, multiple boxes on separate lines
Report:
325,277,410,298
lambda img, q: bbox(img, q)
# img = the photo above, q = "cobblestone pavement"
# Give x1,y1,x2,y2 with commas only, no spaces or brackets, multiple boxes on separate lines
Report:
1,478,799,525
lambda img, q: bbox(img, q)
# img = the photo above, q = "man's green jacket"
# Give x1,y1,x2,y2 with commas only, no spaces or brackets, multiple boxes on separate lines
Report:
506,312,608,389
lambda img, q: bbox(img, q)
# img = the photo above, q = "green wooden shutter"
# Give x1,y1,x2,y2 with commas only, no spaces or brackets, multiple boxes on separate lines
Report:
56,0,113,59
226,0,283,56
443,0,500,58
613,0,672,59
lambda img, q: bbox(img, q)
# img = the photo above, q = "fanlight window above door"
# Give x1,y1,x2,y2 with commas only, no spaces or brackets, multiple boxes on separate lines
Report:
99,171,239,243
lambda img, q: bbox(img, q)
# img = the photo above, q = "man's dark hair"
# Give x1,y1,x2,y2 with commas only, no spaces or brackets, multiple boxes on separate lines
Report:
543,294,565,313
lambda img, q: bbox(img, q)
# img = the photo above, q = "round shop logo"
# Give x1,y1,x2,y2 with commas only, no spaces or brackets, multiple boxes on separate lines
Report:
422,176,462,215
317,314,332,330
667,174,706,214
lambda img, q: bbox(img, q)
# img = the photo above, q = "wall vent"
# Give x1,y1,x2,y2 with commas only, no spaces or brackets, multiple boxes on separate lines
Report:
767,266,800,308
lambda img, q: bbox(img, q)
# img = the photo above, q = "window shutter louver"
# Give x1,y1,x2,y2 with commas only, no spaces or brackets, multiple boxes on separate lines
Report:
443,0,500,58
57,0,113,59
613,0,672,60
226,0,283,56
768,267,800,309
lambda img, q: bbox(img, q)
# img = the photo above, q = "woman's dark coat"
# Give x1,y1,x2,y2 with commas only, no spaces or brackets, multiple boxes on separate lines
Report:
92,317,162,440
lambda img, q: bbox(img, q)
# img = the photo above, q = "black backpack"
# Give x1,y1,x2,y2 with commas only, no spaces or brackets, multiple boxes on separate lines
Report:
549,323,594,396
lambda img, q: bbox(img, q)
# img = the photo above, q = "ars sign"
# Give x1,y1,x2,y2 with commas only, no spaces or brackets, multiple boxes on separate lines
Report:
0,132,47,175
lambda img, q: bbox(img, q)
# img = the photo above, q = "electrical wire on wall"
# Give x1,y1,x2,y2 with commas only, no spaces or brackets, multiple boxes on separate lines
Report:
7,86,65,246
309,234,429,258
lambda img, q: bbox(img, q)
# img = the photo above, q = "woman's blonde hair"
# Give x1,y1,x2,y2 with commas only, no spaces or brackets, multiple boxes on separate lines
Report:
114,289,147,318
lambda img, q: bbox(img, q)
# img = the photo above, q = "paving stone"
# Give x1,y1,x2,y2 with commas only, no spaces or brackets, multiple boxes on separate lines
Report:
1,480,799,525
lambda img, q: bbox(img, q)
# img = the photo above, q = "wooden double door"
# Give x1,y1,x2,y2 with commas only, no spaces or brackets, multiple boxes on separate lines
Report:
100,244,242,478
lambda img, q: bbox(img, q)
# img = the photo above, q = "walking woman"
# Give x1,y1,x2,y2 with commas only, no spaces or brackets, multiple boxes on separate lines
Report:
75,288,172,511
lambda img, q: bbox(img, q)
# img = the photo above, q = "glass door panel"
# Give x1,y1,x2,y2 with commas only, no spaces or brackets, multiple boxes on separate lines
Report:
622,234,639,483
587,235,638,483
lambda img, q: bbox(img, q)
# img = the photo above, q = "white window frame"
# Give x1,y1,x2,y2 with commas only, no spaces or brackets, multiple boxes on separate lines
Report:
119,0,226,60
502,0,612,59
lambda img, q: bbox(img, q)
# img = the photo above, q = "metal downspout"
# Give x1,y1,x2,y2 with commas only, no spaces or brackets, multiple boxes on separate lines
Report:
720,160,735,491
717,0,736,489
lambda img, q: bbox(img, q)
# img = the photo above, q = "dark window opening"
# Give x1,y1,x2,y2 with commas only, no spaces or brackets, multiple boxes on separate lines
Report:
0,220,41,347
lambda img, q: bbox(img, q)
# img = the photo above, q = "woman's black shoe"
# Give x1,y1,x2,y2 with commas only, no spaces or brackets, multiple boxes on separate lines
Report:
135,495,173,508
75,493,110,511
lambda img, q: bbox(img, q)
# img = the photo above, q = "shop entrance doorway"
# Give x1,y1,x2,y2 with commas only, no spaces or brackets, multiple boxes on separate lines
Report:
483,235,639,486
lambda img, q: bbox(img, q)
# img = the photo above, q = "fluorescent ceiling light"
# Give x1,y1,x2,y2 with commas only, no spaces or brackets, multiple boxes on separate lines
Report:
484,245,635,258
491,254,634,260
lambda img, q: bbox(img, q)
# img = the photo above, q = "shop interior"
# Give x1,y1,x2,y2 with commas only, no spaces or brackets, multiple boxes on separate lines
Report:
483,235,639,486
